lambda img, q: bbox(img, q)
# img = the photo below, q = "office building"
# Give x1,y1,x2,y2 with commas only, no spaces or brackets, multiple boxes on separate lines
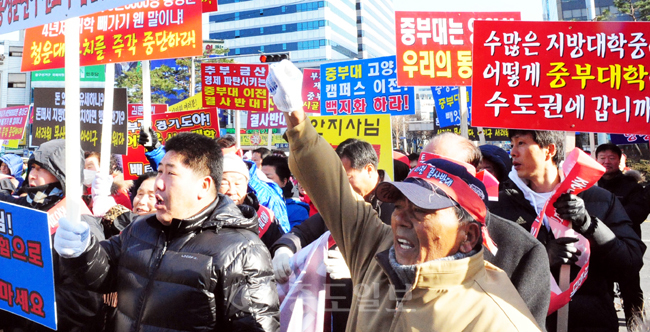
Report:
208,0,395,67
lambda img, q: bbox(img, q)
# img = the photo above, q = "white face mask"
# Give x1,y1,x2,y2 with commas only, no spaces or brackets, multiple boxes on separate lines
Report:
83,169,97,186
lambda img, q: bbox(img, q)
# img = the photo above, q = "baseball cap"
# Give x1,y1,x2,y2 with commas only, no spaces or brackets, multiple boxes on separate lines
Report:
376,158,488,224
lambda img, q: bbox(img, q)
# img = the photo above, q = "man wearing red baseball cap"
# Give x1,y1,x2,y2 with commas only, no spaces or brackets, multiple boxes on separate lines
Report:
269,60,541,332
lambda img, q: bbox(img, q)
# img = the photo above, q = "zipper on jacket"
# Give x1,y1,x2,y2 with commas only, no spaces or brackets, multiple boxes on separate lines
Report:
389,285,415,332
133,231,169,331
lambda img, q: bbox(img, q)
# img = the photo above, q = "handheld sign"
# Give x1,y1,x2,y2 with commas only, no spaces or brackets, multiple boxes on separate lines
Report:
0,202,57,330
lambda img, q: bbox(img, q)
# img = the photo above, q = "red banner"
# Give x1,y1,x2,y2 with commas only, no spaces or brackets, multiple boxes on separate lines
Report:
201,63,270,112
22,0,203,72
302,68,320,113
472,21,650,135
123,108,220,180
0,106,30,140
127,104,168,117
202,0,218,13
247,111,286,130
395,11,520,87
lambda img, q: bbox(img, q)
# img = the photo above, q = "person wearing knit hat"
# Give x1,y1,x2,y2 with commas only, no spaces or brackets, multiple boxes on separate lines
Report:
478,145,512,183
219,153,284,249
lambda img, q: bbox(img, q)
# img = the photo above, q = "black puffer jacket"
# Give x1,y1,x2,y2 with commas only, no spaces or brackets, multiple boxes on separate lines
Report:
598,170,650,237
63,194,280,332
489,178,645,332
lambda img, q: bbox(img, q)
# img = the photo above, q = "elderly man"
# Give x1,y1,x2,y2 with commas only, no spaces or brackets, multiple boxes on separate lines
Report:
54,133,280,332
490,130,644,332
270,60,540,331
422,133,550,329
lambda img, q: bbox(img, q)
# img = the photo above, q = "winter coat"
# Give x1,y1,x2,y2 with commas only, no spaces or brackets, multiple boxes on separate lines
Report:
285,197,310,229
489,178,645,332
0,154,24,192
241,192,285,250
483,212,551,330
598,170,650,237
62,194,280,332
285,120,540,332
271,197,393,255
0,140,106,332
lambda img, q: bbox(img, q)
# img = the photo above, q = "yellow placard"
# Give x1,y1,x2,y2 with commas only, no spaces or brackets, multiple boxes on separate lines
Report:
310,114,393,179
169,92,204,113
2,140,20,148
240,133,285,147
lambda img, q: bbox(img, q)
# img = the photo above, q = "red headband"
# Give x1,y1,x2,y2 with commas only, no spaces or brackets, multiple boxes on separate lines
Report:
408,162,487,224
419,152,477,176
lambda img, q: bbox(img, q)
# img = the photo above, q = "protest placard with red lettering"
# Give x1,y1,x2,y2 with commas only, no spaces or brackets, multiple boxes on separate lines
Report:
395,11,520,87
127,104,167,118
201,63,270,112
472,21,650,135
123,108,220,180
0,106,30,140
247,111,286,130
21,0,203,72
302,68,320,113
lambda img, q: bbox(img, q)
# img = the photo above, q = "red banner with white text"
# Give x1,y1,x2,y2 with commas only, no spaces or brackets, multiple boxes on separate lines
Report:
472,21,650,134
123,108,219,180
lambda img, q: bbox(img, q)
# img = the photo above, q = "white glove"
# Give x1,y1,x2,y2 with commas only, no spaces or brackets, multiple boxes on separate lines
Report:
267,60,303,114
325,247,351,280
273,246,294,284
91,172,113,198
54,217,91,258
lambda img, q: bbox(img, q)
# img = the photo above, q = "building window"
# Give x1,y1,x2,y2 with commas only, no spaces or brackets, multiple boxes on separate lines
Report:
234,12,239,20
235,48,241,55
9,46,22,57
261,45,265,52
282,6,285,12
8,73,26,88
260,27,264,34
282,24,286,31
260,9,264,15
283,43,287,50
235,30,240,38
563,10,572,18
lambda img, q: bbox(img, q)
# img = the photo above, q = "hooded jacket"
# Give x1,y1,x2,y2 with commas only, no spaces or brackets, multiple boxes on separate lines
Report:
489,177,645,332
62,194,280,332
285,120,540,332
0,140,105,332
0,154,24,192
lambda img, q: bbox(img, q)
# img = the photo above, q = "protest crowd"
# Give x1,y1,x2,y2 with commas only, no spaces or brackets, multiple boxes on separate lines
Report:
1,58,649,332
1,5,650,332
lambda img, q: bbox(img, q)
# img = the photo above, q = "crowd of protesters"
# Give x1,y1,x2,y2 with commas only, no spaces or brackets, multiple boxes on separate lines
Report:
1,60,650,332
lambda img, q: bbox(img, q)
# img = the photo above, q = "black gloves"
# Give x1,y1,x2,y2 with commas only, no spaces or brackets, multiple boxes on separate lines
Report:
553,193,592,233
139,126,160,152
546,237,581,269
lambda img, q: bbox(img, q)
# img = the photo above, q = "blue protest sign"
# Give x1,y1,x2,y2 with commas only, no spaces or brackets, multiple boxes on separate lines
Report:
0,202,56,330
610,134,649,145
431,86,472,128
320,55,415,116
